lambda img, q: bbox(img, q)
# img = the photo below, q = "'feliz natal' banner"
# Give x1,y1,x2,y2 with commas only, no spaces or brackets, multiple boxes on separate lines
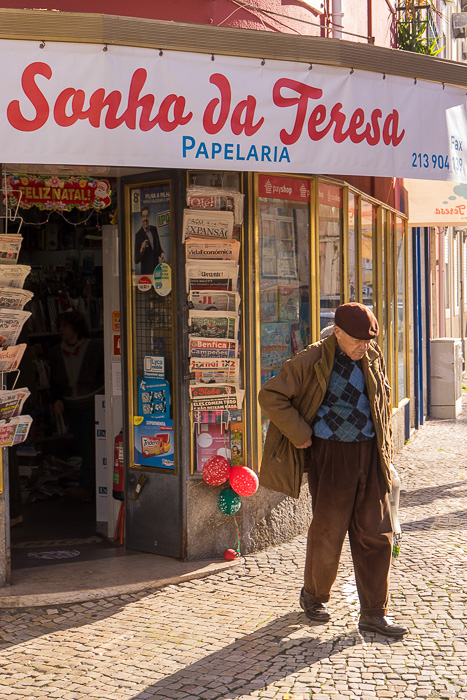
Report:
0,40,467,183
5,174,112,211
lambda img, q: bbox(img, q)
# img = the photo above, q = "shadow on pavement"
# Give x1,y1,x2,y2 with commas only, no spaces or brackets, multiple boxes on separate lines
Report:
126,612,402,700
400,481,467,508
402,509,467,530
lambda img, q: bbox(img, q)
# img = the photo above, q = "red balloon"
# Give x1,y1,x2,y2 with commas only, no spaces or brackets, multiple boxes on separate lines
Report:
223,548,239,560
229,465,259,497
202,455,231,486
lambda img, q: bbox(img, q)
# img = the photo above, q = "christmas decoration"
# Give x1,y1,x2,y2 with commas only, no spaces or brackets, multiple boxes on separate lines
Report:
229,464,259,497
202,454,231,486
223,548,239,560
217,486,241,515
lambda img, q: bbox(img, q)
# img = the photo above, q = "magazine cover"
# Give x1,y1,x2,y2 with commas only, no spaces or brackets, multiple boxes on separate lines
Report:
186,185,244,225
260,322,292,370
182,209,234,242
0,343,26,372
0,287,34,310
133,416,174,469
0,265,31,289
188,290,240,313
186,260,238,292
190,385,245,412
195,423,231,473
189,310,238,340
0,235,23,264
189,357,240,385
0,309,32,347
189,337,238,359
185,237,240,263
0,415,33,448
0,388,31,421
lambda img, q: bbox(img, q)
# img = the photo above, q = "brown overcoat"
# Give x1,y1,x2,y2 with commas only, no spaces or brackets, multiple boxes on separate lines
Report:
258,334,393,498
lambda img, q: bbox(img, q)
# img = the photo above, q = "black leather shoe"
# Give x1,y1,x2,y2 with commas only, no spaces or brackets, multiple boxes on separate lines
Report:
359,615,408,637
299,587,330,622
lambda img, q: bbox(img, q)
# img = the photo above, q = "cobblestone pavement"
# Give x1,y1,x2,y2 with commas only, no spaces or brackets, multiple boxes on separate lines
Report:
1,407,467,700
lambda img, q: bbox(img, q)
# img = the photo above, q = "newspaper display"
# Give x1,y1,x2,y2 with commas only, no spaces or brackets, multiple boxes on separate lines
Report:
0,287,34,310
0,388,31,421
0,265,31,288
0,415,33,448
186,186,244,225
189,385,245,412
185,237,240,263
0,235,23,264
184,185,245,434
0,343,26,372
189,310,239,340
182,209,234,242
188,290,240,313
185,260,238,292
0,309,31,347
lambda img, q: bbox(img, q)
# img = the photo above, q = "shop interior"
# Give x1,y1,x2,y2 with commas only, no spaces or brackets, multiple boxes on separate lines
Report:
3,166,128,569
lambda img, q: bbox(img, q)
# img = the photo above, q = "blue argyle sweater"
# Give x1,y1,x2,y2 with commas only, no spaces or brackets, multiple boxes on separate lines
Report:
312,348,375,442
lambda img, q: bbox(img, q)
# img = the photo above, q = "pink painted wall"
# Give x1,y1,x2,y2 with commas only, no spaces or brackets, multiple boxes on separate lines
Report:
2,0,394,46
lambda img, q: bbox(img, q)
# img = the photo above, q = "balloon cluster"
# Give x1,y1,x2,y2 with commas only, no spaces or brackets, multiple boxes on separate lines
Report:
202,455,259,560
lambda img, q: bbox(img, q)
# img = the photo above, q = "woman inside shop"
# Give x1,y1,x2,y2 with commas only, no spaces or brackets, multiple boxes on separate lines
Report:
50,310,104,503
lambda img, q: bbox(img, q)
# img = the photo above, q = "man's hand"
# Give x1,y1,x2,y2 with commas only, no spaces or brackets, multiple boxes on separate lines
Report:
160,252,167,262
139,239,149,254
296,438,312,449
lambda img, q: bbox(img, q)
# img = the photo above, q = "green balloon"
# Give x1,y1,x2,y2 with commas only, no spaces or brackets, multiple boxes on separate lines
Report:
217,486,241,515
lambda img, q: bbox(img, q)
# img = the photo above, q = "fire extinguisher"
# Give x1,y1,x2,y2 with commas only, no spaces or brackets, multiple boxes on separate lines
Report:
113,430,124,501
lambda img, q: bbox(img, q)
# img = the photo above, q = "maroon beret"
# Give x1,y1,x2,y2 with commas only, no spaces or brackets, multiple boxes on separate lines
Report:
334,302,379,340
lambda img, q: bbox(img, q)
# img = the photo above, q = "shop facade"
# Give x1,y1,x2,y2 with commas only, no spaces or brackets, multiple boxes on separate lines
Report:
1,13,467,585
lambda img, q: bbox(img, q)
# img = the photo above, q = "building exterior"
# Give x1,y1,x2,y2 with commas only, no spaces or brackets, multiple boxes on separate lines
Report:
0,2,466,587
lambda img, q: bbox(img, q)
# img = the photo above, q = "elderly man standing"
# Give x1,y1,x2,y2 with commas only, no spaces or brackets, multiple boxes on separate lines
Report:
258,302,407,637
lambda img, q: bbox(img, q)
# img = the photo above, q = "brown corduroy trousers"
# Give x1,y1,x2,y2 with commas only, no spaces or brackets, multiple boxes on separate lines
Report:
304,436,393,617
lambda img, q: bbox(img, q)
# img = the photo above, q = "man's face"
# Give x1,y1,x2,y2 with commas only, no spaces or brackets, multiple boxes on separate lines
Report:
334,326,371,361
141,209,150,231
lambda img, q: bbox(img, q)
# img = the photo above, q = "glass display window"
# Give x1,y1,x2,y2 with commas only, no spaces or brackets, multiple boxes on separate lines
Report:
124,179,176,472
318,182,343,334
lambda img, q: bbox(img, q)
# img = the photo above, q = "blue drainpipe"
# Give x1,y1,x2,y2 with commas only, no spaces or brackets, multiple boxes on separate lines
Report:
412,227,424,429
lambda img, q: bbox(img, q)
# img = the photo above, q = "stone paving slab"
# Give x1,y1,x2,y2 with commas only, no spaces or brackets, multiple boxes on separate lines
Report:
0,398,467,699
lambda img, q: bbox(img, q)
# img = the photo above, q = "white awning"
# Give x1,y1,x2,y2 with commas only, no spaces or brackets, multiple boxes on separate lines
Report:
405,179,467,226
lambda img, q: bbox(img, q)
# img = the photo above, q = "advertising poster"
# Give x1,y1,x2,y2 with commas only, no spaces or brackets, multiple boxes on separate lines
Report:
131,183,171,279
134,416,175,470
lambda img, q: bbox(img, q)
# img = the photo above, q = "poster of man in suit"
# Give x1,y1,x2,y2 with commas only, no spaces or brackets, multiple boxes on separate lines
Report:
132,184,171,277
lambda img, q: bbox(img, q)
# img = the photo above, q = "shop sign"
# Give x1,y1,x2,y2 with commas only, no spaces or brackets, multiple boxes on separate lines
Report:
1,41,467,183
318,183,343,208
5,174,111,211
258,175,311,201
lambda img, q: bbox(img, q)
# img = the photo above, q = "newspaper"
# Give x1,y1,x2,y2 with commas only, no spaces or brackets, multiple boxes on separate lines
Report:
0,388,30,421
189,384,245,411
0,287,34,310
189,337,238,359
0,309,32,347
189,310,238,340
185,237,240,263
0,343,26,372
189,357,240,385
186,261,238,293
0,235,23,264
0,265,31,288
0,415,33,448
188,289,240,313
182,209,234,242
186,186,244,225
